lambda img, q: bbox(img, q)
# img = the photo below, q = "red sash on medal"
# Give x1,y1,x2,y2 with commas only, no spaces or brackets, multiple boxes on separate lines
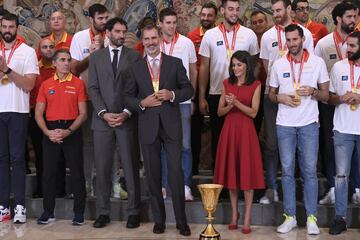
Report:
276,25,287,57
350,60,360,111
219,22,240,61
0,39,24,85
287,50,310,104
161,32,179,56
146,55,162,94
333,30,347,60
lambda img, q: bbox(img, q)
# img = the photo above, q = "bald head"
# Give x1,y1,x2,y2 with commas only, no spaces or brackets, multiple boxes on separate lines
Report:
39,38,55,60
50,11,65,32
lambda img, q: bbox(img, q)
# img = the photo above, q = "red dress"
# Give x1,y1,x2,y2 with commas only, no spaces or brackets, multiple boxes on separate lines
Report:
214,79,265,190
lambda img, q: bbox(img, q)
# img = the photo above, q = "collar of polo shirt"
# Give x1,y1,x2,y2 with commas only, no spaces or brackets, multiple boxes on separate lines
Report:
49,31,68,44
54,72,73,83
39,59,55,69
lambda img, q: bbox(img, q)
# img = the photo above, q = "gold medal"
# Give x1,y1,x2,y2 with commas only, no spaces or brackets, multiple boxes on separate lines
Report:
351,104,358,111
227,49,233,61
1,75,9,85
279,50,286,57
152,80,159,95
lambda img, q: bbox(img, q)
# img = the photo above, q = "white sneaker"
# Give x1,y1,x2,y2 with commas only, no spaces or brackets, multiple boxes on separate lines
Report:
185,185,194,201
306,215,320,235
277,214,297,233
162,187,167,200
260,189,279,204
13,205,26,224
352,188,360,204
0,206,10,222
319,187,335,205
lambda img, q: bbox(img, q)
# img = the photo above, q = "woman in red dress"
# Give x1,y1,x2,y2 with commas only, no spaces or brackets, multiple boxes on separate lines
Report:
214,51,265,234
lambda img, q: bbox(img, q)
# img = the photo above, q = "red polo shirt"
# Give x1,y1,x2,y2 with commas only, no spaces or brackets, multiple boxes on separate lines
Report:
30,60,56,109
37,31,73,59
304,19,328,47
187,26,205,69
37,73,87,121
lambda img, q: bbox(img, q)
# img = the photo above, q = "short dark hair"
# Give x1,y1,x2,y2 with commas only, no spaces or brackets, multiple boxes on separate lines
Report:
0,8,9,17
332,2,357,25
137,17,156,31
250,10,267,19
159,8,177,22
221,0,239,7
228,51,255,86
285,24,304,37
1,13,19,26
291,0,308,11
53,49,71,61
201,2,218,16
349,31,360,45
89,3,108,18
344,0,360,13
140,23,161,39
105,17,128,31
271,0,292,8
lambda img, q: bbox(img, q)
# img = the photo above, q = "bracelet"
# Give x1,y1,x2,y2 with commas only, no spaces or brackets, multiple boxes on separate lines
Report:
67,128,73,134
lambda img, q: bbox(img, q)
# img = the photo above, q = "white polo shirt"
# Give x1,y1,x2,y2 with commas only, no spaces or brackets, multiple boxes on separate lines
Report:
199,24,259,95
315,32,348,73
260,24,314,93
161,33,197,104
330,59,360,135
269,52,329,127
0,42,39,113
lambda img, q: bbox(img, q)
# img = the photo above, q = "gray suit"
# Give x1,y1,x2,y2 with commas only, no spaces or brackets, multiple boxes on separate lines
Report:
88,46,141,216
124,53,193,224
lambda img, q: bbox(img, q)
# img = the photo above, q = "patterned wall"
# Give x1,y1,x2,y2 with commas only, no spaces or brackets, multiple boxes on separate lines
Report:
1,0,339,49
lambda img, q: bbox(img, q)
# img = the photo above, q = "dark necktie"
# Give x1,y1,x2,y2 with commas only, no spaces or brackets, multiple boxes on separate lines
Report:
112,49,119,76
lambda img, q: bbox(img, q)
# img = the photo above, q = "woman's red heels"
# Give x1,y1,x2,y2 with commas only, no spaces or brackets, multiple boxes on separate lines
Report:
228,212,240,230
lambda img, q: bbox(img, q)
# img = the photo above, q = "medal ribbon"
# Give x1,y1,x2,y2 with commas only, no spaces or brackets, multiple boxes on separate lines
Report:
333,30,346,60
89,28,105,44
146,55,162,82
350,61,360,93
1,39,23,65
161,32,179,56
275,25,287,54
219,22,240,58
289,50,309,90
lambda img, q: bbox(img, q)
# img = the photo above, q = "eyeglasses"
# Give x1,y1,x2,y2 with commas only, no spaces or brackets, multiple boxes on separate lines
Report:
41,45,55,49
295,6,310,12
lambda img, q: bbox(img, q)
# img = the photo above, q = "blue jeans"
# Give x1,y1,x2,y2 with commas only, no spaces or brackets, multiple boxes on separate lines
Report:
277,122,319,217
333,130,360,218
161,104,192,187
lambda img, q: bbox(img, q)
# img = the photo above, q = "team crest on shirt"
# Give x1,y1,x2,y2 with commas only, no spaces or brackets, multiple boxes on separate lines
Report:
342,75,349,81
49,89,55,95
272,42,278,47
329,54,337,60
283,72,290,78
83,49,90,54
216,41,223,46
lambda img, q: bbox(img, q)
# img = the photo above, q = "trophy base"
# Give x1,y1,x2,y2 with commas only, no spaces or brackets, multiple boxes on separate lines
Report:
199,224,220,240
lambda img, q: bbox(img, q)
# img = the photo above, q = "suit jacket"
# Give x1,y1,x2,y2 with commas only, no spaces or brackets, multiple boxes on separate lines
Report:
124,53,194,144
88,46,141,130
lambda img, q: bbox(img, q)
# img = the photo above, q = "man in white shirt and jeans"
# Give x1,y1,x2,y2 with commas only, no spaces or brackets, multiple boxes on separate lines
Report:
0,13,39,223
268,24,329,235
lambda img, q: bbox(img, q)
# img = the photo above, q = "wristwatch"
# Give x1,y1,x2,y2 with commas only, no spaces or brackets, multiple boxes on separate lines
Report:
3,67,12,74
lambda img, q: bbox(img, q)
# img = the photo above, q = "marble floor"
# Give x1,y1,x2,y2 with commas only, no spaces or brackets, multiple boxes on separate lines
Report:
0,220,359,240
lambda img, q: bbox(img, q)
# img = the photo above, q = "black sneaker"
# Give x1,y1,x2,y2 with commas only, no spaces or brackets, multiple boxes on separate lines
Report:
72,213,84,226
329,217,347,235
37,212,55,225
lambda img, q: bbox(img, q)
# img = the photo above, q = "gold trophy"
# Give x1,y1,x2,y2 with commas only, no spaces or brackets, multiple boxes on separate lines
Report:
198,184,223,240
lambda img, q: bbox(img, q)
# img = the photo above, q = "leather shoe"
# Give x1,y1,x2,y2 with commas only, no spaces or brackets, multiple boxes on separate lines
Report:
126,215,140,228
176,223,191,236
153,222,165,234
93,215,110,228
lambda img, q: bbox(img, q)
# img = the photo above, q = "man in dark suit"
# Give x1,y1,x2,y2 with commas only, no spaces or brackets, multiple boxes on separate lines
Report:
124,23,193,236
88,17,141,228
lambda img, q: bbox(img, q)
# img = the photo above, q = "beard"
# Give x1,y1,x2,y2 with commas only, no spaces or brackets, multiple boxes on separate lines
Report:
94,22,105,33
274,14,288,25
341,22,355,34
224,15,237,26
1,32,17,43
200,20,213,29
348,49,360,61
289,44,303,56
